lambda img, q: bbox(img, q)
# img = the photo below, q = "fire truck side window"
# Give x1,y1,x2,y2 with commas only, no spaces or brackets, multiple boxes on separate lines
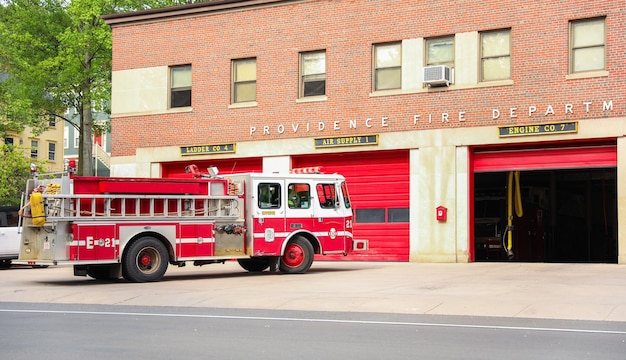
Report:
316,183,338,209
288,183,310,209
341,181,351,209
258,183,281,209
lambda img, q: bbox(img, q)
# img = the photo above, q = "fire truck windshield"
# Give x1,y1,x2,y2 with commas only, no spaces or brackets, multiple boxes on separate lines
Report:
341,181,351,209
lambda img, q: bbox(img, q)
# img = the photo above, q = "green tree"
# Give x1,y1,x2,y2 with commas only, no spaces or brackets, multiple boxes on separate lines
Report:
0,0,193,176
0,145,42,206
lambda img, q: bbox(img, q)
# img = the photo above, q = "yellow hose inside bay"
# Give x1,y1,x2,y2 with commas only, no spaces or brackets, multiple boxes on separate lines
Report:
506,171,523,256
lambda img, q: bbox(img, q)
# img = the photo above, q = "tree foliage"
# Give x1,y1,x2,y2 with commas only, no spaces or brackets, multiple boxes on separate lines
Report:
0,145,44,206
0,0,199,176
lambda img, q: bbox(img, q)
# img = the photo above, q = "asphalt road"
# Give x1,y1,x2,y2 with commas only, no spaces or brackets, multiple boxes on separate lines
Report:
1,303,625,360
2,260,626,359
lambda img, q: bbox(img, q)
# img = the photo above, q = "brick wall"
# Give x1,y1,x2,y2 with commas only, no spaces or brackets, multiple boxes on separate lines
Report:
109,0,626,157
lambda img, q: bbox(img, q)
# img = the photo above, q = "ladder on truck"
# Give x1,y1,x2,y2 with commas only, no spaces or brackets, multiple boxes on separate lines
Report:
37,193,241,223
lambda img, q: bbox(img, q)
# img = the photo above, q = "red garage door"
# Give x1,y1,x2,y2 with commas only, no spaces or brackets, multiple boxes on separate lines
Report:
294,150,410,261
162,158,263,178
473,144,616,172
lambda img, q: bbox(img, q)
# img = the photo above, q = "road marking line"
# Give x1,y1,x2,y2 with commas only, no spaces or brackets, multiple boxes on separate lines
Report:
1,308,625,335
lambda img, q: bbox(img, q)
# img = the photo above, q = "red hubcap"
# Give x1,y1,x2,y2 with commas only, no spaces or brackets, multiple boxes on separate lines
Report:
140,253,152,267
283,244,304,267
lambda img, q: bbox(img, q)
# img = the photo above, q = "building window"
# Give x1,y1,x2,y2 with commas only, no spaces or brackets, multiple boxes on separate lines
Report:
373,42,401,91
63,127,69,149
570,18,605,73
48,115,56,127
356,208,385,223
355,208,410,223
426,36,454,67
300,51,326,98
170,65,191,108
4,137,14,148
73,128,79,148
30,140,38,159
388,208,409,223
48,142,56,161
480,29,511,82
232,58,256,103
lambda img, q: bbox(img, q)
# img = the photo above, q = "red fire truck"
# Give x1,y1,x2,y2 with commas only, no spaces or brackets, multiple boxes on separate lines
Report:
15,165,354,282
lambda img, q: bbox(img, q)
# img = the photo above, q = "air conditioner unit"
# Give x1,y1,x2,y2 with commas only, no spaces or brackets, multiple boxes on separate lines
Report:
423,65,453,87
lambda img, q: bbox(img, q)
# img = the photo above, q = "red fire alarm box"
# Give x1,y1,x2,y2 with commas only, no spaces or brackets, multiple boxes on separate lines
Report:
436,206,447,221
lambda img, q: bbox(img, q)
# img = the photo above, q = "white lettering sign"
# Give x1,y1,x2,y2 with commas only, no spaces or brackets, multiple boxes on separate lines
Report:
248,100,615,137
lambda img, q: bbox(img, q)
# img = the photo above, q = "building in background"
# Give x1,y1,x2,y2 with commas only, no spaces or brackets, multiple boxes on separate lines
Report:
103,0,626,264
63,108,111,176
3,117,65,173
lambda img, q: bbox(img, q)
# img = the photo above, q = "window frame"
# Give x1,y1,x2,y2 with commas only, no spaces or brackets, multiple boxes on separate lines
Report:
73,128,80,149
569,17,606,74
63,127,69,149
288,183,311,209
425,35,455,68
355,207,410,223
299,50,326,98
480,28,512,82
316,183,339,209
30,139,39,159
169,64,192,108
258,182,281,209
373,42,402,91
232,58,257,104
48,142,56,161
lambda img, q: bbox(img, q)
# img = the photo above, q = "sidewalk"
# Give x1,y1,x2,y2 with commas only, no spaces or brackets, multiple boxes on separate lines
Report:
1,261,626,322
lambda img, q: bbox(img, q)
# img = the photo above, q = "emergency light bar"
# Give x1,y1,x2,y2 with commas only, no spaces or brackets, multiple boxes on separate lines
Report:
290,167,323,174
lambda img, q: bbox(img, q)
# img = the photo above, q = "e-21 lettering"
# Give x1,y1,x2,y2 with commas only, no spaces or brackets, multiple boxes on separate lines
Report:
86,236,115,249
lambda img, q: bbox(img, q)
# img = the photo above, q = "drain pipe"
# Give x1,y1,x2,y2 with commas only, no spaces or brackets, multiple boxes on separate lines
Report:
505,171,523,260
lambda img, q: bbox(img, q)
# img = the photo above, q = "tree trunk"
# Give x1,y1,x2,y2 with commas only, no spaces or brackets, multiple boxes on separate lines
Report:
80,100,94,176
79,48,94,176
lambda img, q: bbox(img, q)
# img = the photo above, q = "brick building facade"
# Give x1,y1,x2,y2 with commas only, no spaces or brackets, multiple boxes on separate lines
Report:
103,0,626,263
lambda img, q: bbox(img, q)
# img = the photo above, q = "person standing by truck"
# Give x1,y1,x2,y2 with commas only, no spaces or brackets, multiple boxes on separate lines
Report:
17,184,46,219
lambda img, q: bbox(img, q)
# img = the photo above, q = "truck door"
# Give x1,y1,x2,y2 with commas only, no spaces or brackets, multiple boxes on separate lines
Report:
285,180,316,235
251,179,285,255
312,181,346,254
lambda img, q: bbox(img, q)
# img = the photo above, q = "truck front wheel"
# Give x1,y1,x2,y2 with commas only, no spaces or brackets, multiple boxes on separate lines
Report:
279,236,314,274
122,236,169,282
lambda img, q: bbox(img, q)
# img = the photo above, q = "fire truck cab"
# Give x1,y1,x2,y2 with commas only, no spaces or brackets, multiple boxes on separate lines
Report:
15,166,354,282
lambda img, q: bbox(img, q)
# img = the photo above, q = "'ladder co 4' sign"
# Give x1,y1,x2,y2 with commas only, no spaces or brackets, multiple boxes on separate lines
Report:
181,143,236,155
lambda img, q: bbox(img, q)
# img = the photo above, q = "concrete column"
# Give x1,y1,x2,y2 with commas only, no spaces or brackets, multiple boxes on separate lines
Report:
455,146,470,262
263,156,291,173
402,38,423,91
411,145,458,262
617,137,626,264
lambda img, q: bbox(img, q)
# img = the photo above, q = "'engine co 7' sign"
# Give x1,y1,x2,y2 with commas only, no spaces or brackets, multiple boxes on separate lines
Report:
499,121,578,137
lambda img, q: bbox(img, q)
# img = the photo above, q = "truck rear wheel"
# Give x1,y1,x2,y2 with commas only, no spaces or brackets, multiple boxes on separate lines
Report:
279,236,314,274
122,236,169,282
238,258,271,272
